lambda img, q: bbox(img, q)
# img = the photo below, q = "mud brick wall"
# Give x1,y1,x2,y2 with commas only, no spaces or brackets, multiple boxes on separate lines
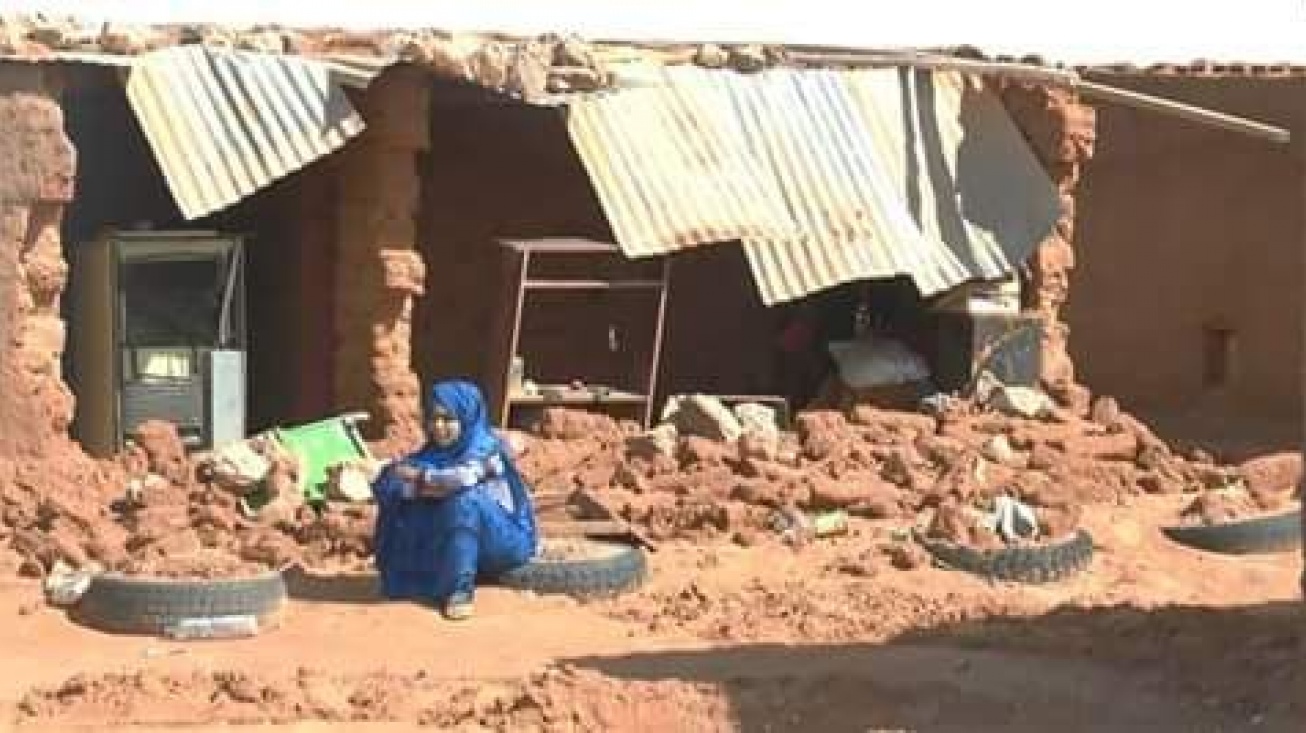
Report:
998,82,1097,413
1069,74,1306,430
333,69,430,452
0,63,80,457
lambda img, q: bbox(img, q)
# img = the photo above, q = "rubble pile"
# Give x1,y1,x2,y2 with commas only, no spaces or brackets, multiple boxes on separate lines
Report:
0,14,791,99
516,394,1277,546
0,456,127,578
0,390,1294,580
0,421,377,580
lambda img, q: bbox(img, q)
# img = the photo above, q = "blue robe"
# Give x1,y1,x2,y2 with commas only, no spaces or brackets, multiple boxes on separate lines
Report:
372,381,537,602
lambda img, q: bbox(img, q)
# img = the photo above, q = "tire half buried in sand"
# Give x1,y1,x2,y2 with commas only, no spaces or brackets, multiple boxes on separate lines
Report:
73,571,287,635
915,529,1095,584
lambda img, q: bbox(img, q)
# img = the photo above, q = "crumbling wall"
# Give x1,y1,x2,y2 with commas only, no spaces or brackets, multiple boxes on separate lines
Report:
0,63,79,455
333,69,429,452
998,82,1097,413
0,63,119,569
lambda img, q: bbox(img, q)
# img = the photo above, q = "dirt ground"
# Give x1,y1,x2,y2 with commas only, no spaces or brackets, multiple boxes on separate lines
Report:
0,494,1300,732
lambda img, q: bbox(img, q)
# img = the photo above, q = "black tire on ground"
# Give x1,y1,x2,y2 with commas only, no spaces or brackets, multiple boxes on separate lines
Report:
74,571,287,635
1161,508,1301,555
915,529,1095,584
496,538,648,599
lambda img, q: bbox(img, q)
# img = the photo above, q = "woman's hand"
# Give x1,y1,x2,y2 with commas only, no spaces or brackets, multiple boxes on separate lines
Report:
416,481,453,498
393,464,423,484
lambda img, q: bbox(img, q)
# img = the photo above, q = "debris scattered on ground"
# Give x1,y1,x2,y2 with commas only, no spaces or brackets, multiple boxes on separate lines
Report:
518,393,1223,546
42,560,98,607
0,387,1265,582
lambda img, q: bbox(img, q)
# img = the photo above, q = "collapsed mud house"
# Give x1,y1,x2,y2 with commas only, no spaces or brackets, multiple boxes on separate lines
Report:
0,18,1291,480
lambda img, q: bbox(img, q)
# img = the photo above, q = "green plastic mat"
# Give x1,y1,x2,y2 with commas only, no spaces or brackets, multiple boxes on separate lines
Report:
272,415,371,504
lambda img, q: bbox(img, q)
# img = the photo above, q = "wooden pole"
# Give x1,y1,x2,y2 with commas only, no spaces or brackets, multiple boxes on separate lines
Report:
785,50,1292,145
643,257,673,428
498,248,531,427
1078,80,1290,145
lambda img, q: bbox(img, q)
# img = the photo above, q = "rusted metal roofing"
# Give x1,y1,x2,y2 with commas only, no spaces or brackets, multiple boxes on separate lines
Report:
566,65,1059,304
566,80,797,257
125,45,369,219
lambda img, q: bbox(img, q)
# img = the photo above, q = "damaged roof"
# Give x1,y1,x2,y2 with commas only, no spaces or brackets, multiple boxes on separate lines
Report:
3,0,1306,68
2,6,1295,306
3,5,1306,91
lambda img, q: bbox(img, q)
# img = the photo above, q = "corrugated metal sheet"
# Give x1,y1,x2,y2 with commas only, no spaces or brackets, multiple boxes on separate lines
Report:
676,66,961,302
739,68,1060,303
126,46,369,220
566,80,795,257
567,65,1059,304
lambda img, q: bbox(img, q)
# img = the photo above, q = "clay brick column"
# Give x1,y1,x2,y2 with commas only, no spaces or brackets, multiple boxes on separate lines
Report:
0,64,79,456
999,81,1097,413
333,70,429,452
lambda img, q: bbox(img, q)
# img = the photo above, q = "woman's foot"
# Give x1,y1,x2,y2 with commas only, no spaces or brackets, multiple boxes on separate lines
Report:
442,592,474,621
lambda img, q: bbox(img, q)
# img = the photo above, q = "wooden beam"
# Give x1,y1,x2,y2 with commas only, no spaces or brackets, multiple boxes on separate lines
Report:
1078,80,1290,145
785,49,1291,145
644,257,672,428
788,49,1080,86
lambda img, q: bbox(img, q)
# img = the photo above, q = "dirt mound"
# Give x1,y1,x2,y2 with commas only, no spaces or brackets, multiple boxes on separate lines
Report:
0,447,127,576
18,666,730,730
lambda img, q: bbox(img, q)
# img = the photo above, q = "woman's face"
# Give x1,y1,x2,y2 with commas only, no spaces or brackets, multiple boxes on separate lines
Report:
428,405,461,447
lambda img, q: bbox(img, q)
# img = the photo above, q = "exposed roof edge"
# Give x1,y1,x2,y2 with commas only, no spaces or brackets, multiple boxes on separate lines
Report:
125,46,371,220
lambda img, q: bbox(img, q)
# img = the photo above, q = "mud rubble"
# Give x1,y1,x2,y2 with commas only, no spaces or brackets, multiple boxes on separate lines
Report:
0,421,376,580
517,398,1252,547
1175,451,1300,526
0,391,1285,581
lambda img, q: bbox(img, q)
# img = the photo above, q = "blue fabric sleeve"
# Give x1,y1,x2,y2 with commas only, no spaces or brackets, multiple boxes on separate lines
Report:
372,464,414,507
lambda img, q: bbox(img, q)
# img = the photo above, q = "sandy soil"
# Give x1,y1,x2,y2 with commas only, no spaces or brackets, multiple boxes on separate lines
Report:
2,494,1300,732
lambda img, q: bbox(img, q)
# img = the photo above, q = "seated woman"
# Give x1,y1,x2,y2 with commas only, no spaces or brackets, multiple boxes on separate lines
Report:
372,380,538,620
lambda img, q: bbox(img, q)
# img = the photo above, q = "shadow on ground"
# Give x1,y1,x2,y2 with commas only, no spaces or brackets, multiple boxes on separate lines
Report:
565,599,1304,732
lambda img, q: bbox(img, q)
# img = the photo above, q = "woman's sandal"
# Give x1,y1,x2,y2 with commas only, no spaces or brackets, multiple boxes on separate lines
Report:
442,592,474,621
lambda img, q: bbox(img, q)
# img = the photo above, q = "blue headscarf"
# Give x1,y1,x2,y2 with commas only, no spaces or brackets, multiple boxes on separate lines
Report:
413,380,502,468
